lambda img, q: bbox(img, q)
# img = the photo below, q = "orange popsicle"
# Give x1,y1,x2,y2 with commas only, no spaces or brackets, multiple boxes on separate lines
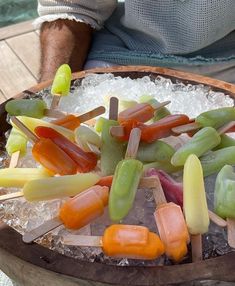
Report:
63,224,165,260
59,185,109,229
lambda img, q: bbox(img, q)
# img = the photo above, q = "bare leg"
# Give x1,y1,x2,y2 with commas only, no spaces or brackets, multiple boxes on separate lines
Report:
39,19,93,82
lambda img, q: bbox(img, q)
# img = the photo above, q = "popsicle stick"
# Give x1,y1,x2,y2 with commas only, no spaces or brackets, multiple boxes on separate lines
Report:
23,217,62,244
208,210,227,228
78,106,106,123
217,121,235,135
151,176,167,206
44,108,67,118
0,191,23,202
139,177,159,189
63,234,102,247
227,218,235,248
109,97,119,120
125,128,141,159
9,151,20,168
151,100,171,110
11,117,38,143
50,95,61,110
171,122,200,134
191,234,202,262
110,126,125,137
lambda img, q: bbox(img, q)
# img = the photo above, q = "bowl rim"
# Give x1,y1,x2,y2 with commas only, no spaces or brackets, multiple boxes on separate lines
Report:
0,65,235,285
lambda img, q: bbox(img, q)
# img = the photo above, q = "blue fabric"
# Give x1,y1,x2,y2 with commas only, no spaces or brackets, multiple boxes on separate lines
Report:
88,3,235,67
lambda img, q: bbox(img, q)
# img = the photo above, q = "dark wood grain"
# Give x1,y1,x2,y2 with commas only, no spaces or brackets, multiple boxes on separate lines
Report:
1,66,235,285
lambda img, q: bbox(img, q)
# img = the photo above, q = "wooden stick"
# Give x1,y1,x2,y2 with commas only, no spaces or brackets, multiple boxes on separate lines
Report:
217,121,235,135
191,234,202,262
23,217,62,244
125,128,141,159
208,210,227,228
151,176,167,206
109,97,119,120
151,100,171,110
110,126,125,137
227,218,235,248
78,106,106,123
50,96,61,110
9,151,20,168
11,117,38,143
0,191,23,202
44,108,67,118
171,122,200,134
62,234,102,247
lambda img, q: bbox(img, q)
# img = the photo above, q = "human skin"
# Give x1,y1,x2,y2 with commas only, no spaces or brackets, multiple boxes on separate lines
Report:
39,19,93,82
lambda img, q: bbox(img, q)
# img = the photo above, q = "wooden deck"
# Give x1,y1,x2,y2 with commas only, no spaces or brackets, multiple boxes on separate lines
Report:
0,20,40,103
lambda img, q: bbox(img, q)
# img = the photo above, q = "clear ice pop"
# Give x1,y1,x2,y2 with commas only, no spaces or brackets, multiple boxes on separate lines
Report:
63,224,165,260
75,125,101,152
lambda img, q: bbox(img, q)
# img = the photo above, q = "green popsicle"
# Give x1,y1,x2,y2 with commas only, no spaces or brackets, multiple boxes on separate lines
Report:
137,140,175,163
214,165,235,219
6,127,27,156
171,127,221,166
109,128,143,221
51,64,72,96
5,99,47,119
213,134,235,150
201,146,235,177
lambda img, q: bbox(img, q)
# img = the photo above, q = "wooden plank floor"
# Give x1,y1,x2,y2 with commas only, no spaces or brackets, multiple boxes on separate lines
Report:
0,20,40,103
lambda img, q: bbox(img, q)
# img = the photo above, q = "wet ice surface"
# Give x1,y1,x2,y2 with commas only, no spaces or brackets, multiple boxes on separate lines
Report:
0,74,234,267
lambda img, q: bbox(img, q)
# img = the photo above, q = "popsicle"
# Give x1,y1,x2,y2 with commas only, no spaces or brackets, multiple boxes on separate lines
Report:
183,154,210,261
200,146,235,177
100,97,126,176
139,95,171,121
35,126,98,173
214,165,235,247
0,172,100,203
171,127,221,167
51,106,105,131
22,185,109,243
152,175,189,262
111,114,191,142
145,168,227,228
172,107,235,134
213,134,235,150
137,140,175,163
6,127,27,168
50,64,72,109
63,224,165,260
109,128,143,221
11,117,78,175
12,116,74,141
5,98,66,119
0,168,51,189
75,125,101,154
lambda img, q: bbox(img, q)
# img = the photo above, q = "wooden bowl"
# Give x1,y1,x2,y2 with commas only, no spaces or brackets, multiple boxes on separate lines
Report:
0,66,235,286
